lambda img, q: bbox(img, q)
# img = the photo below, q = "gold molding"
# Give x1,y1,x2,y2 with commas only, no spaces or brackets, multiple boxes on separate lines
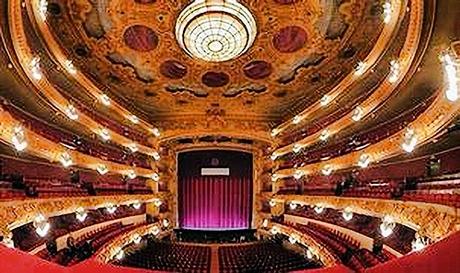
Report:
273,195,460,240
0,194,169,237
0,107,155,178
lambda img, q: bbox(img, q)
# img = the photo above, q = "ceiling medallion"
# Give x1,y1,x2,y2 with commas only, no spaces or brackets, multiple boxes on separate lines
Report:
175,0,257,62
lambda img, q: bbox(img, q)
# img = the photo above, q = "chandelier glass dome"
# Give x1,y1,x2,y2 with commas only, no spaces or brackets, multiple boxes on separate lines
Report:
175,0,257,62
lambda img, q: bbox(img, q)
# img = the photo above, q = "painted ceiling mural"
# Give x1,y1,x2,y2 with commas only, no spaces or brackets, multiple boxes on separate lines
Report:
46,0,380,119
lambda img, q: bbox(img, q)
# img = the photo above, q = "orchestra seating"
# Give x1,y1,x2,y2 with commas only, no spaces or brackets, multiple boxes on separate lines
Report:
115,241,212,273
218,241,319,273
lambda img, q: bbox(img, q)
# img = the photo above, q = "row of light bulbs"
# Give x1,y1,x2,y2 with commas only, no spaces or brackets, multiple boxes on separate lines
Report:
285,202,353,221
267,200,430,251
2,199,164,248
270,126,419,180
10,124,161,180
271,50,458,173
271,57,402,157
35,58,159,134
28,56,161,155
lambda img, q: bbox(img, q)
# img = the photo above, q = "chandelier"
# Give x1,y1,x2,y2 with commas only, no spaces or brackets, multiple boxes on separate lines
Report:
175,0,257,62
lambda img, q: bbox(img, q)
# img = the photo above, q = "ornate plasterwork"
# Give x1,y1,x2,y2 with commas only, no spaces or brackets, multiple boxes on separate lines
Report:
156,111,274,144
0,194,169,237
273,195,460,240
39,0,377,119
272,0,415,135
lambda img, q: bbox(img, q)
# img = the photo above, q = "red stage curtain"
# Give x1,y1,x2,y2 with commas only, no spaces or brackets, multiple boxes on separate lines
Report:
180,176,252,230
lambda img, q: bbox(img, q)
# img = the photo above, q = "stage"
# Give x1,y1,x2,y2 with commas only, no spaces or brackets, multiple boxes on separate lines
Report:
174,229,257,244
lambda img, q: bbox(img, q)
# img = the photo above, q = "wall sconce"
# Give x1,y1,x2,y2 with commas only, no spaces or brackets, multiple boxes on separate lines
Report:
314,204,325,214
357,154,371,168
321,165,333,176
289,202,298,210
126,170,137,180
30,57,43,81
151,151,161,161
59,151,73,168
151,128,161,137
342,208,353,221
106,203,117,214
293,170,304,180
65,60,77,75
100,128,111,141
382,1,392,24
401,128,418,153
380,215,395,237
64,104,79,121
96,164,109,175
388,60,401,83
151,173,160,182
132,200,142,210
33,214,50,237
319,130,330,141
351,106,364,121
100,94,111,106
441,53,458,102
292,144,302,153
75,207,87,222
127,143,139,153
128,115,139,124
12,125,27,152
354,61,367,76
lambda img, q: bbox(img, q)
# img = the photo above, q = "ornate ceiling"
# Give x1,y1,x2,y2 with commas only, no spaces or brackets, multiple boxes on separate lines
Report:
45,0,378,119
0,0,458,180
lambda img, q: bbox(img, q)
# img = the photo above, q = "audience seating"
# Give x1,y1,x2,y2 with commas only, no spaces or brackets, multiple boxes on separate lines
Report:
0,156,151,200
13,205,145,251
285,207,415,254
2,101,151,169
278,95,435,167
116,241,211,273
285,222,389,272
38,222,145,266
218,241,318,273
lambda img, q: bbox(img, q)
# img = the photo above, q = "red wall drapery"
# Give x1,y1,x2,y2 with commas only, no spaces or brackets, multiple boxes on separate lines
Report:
180,176,252,230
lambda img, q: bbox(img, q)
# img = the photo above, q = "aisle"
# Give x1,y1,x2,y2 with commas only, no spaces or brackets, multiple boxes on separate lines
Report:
210,246,220,273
